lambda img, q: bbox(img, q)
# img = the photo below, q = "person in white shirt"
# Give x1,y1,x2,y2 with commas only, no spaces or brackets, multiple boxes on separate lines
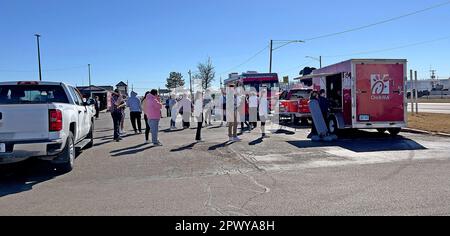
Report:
248,88,258,130
194,91,204,141
179,93,192,129
259,88,269,138
203,89,213,126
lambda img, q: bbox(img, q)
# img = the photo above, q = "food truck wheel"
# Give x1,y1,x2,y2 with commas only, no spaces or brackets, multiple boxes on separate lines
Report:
328,117,339,135
388,128,401,136
377,128,387,134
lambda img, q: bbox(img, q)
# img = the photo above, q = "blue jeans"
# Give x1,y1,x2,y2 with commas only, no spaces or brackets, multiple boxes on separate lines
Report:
148,119,160,144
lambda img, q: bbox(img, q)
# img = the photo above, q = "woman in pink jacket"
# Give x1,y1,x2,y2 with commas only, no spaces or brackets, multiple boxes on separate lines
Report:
144,89,163,146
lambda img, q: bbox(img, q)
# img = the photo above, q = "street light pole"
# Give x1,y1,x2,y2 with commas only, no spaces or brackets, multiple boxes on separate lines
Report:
269,39,304,73
34,34,42,81
88,64,92,98
269,40,273,73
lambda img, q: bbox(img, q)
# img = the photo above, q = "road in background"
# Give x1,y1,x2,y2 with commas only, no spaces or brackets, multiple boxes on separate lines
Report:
416,103,450,114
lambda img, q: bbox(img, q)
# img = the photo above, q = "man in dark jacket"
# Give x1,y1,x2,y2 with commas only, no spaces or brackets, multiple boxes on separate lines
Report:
318,89,329,121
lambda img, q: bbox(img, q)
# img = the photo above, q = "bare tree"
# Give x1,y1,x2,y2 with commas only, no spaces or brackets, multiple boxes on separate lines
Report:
196,57,215,91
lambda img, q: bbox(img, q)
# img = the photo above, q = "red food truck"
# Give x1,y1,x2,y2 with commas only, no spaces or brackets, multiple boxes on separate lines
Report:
224,72,279,112
279,84,312,124
296,59,407,136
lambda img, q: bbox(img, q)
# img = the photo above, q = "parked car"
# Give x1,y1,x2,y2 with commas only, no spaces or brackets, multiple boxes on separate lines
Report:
0,81,95,172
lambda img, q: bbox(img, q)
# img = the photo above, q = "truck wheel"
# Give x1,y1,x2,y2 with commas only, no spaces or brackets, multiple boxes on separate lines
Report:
55,132,75,173
85,121,94,149
328,117,339,135
300,118,309,126
377,128,387,134
388,128,401,136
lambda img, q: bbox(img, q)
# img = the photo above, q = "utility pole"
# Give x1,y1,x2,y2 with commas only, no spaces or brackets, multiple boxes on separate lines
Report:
269,39,304,73
220,77,223,89
188,70,193,99
415,71,419,114
34,34,42,81
305,56,322,68
88,64,92,98
410,70,414,113
269,40,273,73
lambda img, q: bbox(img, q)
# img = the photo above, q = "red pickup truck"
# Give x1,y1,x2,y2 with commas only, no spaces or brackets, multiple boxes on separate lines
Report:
279,87,312,124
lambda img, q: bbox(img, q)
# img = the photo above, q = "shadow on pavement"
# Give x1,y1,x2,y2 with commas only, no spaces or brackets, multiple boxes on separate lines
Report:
170,142,198,152
110,145,155,157
287,130,427,153
160,128,187,133
0,160,65,198
111,143,148,153
208,141,233,151
249,137,264,146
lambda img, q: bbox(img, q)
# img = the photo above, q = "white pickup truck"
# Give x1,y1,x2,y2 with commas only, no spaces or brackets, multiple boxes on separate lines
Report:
0,81,95,172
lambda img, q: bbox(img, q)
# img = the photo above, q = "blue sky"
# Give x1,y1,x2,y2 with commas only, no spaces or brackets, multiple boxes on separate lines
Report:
1,0,449,95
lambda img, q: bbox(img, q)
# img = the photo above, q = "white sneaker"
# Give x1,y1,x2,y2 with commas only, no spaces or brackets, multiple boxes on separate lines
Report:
233,137,242,142
229,137,234,142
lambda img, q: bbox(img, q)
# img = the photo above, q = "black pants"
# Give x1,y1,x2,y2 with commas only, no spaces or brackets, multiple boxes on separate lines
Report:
95,107,99,118
130,112,142,132
196,114,203,141
144,114,150,141
111,111,123,140
166,107,171,117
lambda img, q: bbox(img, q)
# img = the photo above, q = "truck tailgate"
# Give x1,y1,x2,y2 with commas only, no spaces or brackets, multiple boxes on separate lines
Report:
0,104,50,141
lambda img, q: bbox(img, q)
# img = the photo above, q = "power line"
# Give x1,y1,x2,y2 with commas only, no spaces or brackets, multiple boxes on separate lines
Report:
323,35,450,58
0,65,87,73
304,0,450,41
219,45,269,76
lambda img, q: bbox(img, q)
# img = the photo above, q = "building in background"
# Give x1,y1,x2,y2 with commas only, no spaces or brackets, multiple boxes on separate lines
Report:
116,81,128,97
77,85,113,110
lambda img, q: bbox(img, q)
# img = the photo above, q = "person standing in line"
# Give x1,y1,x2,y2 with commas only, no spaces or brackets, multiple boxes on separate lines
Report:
169,95,176,119
194,91,204,142
119,94,127,136
127,91,143,134
226,86,240,142
237,88,250,134
141,91,151,143
145,89,163,146
203,90,213,127
94,96,100,119
165,98,171,118
248,88,258,130
259,88,269,138
180,93,192,129
110,89,125,142
170,96,180,130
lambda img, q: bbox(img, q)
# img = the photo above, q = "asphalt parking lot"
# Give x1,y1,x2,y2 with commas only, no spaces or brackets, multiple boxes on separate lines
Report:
1,112,450,216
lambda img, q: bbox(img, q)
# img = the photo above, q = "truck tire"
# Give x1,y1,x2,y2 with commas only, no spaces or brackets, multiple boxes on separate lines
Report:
388,128,401,136
328,117,339,135
377,128,387,134
300,118,309,126
85,120,94,149
293,116,300,125
55,132,75,173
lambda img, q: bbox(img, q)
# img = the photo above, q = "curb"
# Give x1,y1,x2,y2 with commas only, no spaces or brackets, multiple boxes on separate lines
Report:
403,128,450,138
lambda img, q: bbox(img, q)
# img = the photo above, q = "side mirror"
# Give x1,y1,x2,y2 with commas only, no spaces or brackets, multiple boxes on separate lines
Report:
84,99,95,106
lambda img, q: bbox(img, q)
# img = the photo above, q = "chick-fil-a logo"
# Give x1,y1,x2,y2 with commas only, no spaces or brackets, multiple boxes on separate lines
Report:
370,74,390,100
